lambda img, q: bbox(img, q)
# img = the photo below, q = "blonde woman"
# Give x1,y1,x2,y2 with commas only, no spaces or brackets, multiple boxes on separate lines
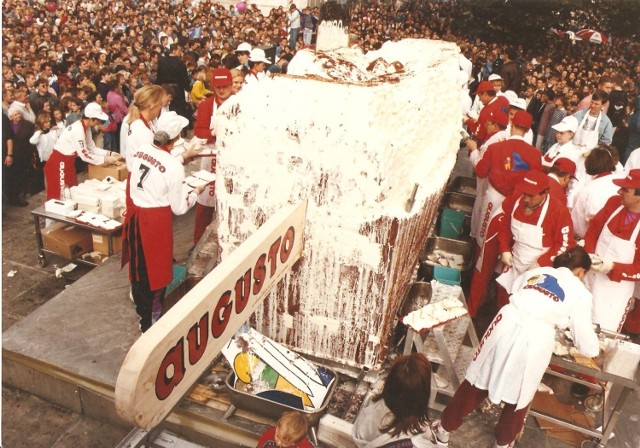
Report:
230,68,246,94
120,85,165,171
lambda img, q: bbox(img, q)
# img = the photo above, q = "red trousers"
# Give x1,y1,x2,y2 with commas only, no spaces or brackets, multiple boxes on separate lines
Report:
440,380,529,446
468,235,500,317
193,203,215,246
496,284,511,312
624,298,640,334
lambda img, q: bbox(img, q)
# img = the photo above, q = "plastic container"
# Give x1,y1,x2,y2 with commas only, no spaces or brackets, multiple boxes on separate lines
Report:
166,265,187,295
433,265,462,286
439,208,466,239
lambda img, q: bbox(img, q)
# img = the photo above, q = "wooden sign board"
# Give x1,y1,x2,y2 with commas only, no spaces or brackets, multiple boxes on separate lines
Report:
115,201,307,429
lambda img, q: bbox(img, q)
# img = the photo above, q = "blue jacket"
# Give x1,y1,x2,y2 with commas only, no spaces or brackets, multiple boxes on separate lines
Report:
572,109,613,145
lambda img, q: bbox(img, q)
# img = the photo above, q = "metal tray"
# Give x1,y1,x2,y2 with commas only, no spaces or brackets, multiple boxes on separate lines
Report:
224,366,338,427
420,236,474,271
441,192,475,216
447,176,477,197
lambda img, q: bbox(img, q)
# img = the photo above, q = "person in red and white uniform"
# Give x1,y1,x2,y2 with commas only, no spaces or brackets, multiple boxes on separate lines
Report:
193,68,235,245
506,97,533,145
583,169,640,332
546,157,576,206
542,115,581,167
465,81,510,146
120,85,165,172
466,111,542,317
434,246,599,448
44,102,123,200
571,144,623,239
496,170,575,310
121,112,206,333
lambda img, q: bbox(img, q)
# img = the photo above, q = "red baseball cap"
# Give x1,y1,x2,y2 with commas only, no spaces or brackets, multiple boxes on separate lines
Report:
474,81,495,95
516,170,549,195
552,157,577,177
486,109,509,128
511,110,533,131
211,68,233,87
613,169,640,189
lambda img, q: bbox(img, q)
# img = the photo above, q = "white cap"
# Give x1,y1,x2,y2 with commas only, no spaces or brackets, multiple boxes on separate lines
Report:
235,42,252,53
84,102,108,121
488,74,503,81
503,90,518,104
509,97,527,110
156,111,189,139
249,48,271,64
551,115,579,133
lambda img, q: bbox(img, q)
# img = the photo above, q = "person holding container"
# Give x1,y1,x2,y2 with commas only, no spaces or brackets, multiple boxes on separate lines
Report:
44,101,123,200
121,111,206,333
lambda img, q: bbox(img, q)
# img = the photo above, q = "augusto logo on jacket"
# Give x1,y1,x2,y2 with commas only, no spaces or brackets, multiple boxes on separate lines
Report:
503,152,530,171
523,273,565,302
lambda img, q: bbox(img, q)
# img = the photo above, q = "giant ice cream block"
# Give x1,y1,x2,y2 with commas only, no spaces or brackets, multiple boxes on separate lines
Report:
214,39,462,370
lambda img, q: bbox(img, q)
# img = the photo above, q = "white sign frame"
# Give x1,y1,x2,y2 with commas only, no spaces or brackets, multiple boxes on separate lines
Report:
115,201,307,429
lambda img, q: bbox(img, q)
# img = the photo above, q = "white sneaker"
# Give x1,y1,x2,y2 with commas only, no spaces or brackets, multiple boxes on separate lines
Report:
430,420,449,447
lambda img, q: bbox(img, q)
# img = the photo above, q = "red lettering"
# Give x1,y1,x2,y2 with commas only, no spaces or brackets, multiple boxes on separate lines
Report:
268,238,281,278
280,226,295,263
253,254,267,295
186,313,209,365
234,269,251,314
473,312,502,361
155,339,186,400
211,291,232,338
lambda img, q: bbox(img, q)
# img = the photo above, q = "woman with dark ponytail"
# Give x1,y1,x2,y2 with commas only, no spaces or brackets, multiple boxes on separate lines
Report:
433,246,599,448
353,352,443,447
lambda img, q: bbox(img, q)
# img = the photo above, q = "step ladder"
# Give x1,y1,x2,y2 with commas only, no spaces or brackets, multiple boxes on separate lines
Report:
401,281,479,412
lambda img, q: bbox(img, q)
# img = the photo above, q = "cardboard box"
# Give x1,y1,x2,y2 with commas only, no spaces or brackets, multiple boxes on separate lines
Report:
42,223,93,259
91,232,122,255
88,161,128,181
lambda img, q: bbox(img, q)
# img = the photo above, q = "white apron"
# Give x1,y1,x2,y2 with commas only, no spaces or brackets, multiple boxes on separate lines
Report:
473,183,505,248
465,304,555,410
470,177,488,239
573,111,601,152
196,101,220,207
585,206,640,332
496,196,550,293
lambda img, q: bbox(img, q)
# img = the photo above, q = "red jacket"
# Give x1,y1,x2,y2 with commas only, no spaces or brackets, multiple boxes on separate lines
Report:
194,95,224,144
466,95,510,144
498,192,574,267
547,174,568,206
257,427,312,448
475,136,542,197
584,195,640,282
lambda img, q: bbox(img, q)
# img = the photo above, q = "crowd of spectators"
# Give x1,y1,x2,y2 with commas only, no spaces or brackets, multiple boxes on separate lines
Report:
2,0,639,205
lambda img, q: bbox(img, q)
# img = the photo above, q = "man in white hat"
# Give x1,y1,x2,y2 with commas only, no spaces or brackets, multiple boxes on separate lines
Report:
488,73,504,96
43,102,123,200
507,97,533,144
122,111,206,333
542,115,580,167
245,48,271,86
